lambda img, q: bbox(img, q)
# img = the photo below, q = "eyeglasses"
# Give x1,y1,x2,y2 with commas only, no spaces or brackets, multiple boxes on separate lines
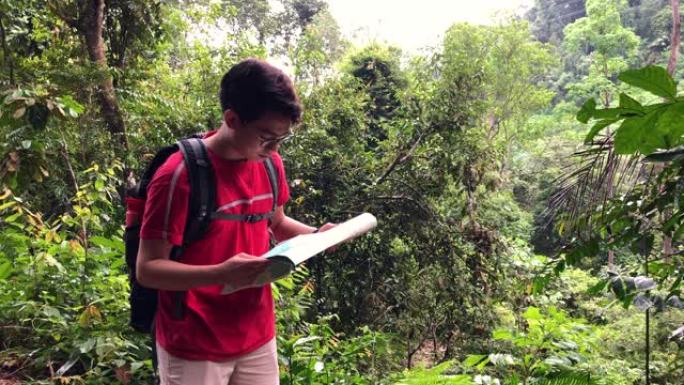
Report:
258,132,294,147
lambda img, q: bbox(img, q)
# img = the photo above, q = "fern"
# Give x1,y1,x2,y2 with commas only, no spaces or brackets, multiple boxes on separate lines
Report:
536,370,597,385
394,360,474,385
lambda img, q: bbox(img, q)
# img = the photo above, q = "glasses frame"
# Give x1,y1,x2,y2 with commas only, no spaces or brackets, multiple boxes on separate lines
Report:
258,131,294,148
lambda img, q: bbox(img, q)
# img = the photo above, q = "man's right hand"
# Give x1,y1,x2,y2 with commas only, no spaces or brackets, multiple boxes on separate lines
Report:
216,253,271,289
137,239,272,291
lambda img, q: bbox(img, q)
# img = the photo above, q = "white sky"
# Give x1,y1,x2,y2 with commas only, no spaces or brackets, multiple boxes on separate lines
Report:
326,0,534,53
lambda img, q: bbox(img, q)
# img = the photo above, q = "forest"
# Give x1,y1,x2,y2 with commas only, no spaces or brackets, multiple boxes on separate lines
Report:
0,0,683,384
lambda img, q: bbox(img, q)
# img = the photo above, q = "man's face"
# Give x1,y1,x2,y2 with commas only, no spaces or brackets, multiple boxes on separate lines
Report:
231,111,294,161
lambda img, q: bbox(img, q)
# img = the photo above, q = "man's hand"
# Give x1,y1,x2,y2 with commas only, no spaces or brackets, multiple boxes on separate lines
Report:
316,222,339,252
216,253,271,288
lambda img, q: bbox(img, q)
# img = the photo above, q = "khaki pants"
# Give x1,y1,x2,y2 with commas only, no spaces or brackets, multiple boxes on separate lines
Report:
157,338,279,385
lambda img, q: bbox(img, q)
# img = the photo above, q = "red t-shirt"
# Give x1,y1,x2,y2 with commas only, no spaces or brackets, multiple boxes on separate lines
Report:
140,137,289,361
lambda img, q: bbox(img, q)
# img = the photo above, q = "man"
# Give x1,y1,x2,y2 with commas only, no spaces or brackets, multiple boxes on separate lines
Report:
137,58,332,384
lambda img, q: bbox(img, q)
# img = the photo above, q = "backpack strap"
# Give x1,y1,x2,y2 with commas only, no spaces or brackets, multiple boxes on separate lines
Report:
133,144,181,198
177,138,216,244
210,157,279,223
167,137,216,320
264,157,279,215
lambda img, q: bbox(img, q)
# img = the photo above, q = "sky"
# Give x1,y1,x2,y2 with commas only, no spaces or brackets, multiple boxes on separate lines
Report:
325,0,534,53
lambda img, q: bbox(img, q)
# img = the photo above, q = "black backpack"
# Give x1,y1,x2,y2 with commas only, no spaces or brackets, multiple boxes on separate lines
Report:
124,137,279,334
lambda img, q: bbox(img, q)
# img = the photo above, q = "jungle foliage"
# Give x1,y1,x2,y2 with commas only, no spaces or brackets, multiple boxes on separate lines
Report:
0,0,682,384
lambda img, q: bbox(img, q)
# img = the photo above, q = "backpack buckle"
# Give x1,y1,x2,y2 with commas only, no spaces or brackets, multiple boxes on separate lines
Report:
245,214,261,223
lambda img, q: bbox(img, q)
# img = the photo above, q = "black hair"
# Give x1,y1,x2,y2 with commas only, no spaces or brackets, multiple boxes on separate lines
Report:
219,58,302,124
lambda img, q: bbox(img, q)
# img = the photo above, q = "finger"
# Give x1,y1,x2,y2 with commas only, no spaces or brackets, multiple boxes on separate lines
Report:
318,222,337,233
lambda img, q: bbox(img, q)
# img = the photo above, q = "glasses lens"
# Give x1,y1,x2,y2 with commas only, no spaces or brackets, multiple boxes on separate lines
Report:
262,133,293,147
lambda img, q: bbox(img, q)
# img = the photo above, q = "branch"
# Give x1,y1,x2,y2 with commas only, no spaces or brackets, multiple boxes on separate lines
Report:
373,194,436,220
47,1,79,30
407,331,431,368
374,132,424,185
60,137,79,194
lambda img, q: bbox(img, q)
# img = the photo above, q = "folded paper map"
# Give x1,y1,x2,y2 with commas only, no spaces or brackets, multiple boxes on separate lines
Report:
222,212,377,294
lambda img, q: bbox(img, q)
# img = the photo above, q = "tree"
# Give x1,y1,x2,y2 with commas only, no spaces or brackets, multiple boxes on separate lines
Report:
563,0,641,106
666,0,680,74
343,44,406,148
292,9,348,87
448,21,556,161
527,0,587,44
104,0,164,84
556,0,641,267
223,0,273,44
50,0,129,154
271,0,327,55
621,0,678,66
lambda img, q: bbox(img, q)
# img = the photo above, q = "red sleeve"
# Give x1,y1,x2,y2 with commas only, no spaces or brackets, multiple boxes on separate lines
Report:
140,153,189,246
272,152,290,207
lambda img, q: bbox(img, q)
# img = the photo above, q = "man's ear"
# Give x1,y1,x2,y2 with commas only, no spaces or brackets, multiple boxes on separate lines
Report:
223,109,241,130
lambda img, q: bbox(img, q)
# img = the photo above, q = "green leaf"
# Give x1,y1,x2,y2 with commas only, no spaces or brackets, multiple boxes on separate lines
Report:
668,274,683,295
58,95,85,114
618,65,677,101
545,356,572,366
492,329,513,340
78,338,97,353
622,293,637,309
613,110,664,155
0,261,12,280
293,335,322,347
576,98,596,123
584,119,619,144
592,107,634,120
655,102,684,145
0,201,16,211
4,211,22,223
532,274,552,294
618,93,643,113
565,239,599,265
88,235,111,246
587,278,609,295
462,354,488,368
42,305,61,318
674,222,684,241
524,306,542,320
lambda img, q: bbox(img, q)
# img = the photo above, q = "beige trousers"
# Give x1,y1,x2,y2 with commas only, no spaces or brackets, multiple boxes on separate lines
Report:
156,338,279,385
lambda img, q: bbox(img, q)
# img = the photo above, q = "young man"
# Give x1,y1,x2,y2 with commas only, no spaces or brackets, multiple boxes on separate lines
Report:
137,58,331,385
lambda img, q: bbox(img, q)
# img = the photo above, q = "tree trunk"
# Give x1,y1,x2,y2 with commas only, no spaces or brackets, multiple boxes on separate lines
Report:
0,12,14,85
77,0,128,154
605,149,616,268
662,0,680,261
667,0,680,76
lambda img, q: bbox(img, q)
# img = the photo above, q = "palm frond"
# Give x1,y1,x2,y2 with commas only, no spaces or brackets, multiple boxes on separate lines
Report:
544,133,649,239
